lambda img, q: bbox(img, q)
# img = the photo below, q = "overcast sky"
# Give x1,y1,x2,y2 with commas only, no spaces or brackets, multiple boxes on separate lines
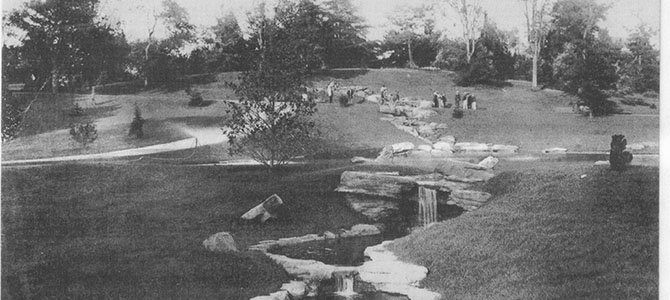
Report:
2,0,662,47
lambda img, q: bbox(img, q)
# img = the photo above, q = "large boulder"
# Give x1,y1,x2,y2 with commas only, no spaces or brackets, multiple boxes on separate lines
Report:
203,232,239,253
433,141,455,152
454,142,490,153
407,108,438,119
367,94,382,103
477,156,499,169
281,281,307,299
434,160,495,182
344,194,400,222
241,194,284,223
391,142,415,153
335,171,417,200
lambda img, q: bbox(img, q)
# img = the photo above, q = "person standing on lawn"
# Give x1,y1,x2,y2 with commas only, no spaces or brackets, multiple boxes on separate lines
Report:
327,81,336,103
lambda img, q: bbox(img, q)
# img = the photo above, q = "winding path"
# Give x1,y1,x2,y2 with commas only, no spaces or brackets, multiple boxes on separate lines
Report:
2,127,227,166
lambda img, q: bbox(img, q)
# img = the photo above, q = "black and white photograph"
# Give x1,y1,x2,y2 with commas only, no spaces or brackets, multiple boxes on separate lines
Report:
1,0,663,299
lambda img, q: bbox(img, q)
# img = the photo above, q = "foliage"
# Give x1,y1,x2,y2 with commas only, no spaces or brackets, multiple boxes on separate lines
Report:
5,0,130,93
542,0,622,115
432,39,468,70
442,0,485,64
2,87,23,142
185,86,204,106
69,122,98,147
384,4,436,68
128,104,145,138
455,21,515,86
616,25,660,94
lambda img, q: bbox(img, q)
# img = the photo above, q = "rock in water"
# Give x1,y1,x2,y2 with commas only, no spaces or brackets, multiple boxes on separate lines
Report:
203,232,239,253
241,194,284,223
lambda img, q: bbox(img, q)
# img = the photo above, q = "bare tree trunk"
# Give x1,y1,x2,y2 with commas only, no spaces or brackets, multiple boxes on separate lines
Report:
407,39,417,68
51,67,59,94
532,44,539,88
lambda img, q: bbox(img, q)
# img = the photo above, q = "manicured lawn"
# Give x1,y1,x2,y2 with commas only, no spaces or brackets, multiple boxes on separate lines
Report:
2,162,414,299
390,162,658,299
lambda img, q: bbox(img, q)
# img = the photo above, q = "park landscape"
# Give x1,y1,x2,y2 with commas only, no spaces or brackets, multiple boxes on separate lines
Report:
1,0,660,299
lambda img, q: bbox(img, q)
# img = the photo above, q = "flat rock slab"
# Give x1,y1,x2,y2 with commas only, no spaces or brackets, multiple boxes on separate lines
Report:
335,171,417,200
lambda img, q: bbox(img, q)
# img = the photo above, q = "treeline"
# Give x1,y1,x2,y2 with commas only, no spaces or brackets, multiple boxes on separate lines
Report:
2,0,660,99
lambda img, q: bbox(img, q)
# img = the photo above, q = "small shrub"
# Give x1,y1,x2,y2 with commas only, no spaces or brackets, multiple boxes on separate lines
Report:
2,93,23,142
185,86,203,107
128,104,145,138
338,94,349,107
452,108,464,119
69,122,98,147
68,102,85,117
649,104,657,109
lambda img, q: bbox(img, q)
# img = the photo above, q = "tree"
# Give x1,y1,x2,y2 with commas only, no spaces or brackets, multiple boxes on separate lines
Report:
224,2,318,170
547,0,618,115
321,0,372,68
455,19,515,86
386,4,433,68
134,0,195,87
443,0,484,64
616,24,659,93
6,0,129,93
521,0,553,88
205,11,249,71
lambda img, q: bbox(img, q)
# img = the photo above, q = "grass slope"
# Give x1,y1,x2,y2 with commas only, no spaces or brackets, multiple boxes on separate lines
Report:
390,162,658,299
3,162,416,299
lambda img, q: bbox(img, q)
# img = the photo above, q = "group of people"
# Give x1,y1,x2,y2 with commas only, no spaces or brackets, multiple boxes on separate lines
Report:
379,84,400,105
432,90,476,110
455,91,477,110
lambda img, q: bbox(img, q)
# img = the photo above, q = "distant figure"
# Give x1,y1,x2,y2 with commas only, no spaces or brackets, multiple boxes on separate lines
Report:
454,91,462,109
469,95,477,110
392,91,400,104
380,84,388,104
433,92,440,108
347,89,354,102
327,81,336,103
461,92,470,110
439,94,448,108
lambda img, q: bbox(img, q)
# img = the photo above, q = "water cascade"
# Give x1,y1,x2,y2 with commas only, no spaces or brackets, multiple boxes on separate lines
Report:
418,187,437,227
333,270,357,297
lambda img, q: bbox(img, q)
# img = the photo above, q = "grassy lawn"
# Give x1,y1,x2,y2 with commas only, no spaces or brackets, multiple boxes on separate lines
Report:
390,162,658,299
2,69,658,161
3,162,420,299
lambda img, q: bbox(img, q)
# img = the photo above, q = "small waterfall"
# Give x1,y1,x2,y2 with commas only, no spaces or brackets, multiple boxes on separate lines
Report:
418,187,438,227
333,270,357,296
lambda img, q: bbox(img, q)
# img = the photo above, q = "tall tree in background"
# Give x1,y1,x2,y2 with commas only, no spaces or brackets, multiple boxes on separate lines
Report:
207,11,248,71
522,0,553,88
386,4,434,68
547,0,618,115
444,0,484,64
321,0,371,68
616,24,659,93
6,0,128,93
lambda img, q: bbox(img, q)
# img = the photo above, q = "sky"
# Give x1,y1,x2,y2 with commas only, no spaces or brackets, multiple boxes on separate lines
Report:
1,0,662,47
